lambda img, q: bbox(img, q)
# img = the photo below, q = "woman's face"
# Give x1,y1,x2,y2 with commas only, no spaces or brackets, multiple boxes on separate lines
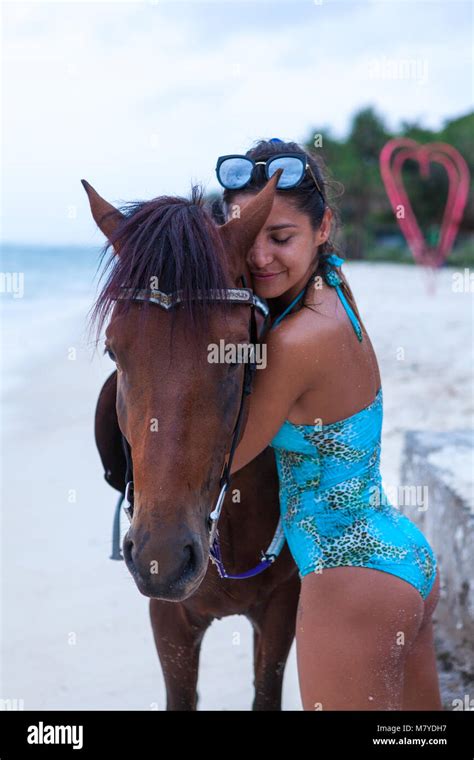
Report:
227,192,332,299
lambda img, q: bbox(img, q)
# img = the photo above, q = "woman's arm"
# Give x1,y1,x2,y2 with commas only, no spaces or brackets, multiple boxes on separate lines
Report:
229,322,316,474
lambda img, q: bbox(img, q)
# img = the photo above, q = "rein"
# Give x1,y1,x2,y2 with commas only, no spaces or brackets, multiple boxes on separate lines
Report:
110,278,286,579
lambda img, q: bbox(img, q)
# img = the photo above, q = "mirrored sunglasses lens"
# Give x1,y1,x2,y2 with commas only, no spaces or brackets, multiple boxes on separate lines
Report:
268,157,304,188
218,158,253,189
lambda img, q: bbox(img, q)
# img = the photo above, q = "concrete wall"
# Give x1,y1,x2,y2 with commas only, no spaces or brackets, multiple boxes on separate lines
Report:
400,429,474,706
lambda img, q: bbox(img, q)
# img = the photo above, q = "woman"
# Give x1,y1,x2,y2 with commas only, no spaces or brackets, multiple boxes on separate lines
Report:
216,139,442,711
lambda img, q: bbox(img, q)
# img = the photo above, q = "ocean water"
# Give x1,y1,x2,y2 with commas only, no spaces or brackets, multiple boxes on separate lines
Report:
0,243,106,396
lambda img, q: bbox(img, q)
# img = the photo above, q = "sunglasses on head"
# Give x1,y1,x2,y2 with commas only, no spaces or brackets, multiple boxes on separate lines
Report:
215,152,325,203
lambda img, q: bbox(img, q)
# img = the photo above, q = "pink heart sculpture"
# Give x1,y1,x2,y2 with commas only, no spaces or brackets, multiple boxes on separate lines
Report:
380,138,470,268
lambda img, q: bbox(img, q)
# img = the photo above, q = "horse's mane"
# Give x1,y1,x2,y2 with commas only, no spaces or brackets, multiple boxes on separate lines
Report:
90,185,232,343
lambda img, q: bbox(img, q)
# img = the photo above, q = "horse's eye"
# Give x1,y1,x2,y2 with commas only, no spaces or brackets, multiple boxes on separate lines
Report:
104,346,116,362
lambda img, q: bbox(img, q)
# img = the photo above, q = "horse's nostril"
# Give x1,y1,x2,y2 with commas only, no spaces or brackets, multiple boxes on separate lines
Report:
123,536,134,565
182,543,196,576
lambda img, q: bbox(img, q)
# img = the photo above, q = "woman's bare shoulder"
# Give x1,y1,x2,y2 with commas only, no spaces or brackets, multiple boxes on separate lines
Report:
266,302,340,367
276,284,345,337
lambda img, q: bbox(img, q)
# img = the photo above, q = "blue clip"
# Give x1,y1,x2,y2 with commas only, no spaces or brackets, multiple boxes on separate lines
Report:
326,253,345,267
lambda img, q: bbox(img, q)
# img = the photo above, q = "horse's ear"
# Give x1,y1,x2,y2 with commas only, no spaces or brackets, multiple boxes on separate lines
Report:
218,168,282,282
81,179,125,255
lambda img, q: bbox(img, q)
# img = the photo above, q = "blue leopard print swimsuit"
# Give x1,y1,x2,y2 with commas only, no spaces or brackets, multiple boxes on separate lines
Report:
268,254,437,601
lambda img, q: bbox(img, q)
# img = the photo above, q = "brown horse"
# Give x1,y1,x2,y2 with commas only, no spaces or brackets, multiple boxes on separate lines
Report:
83,175,300,710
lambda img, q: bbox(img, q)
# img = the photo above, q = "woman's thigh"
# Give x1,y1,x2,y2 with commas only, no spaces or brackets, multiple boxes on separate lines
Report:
402,570,442,710
296,566,426,711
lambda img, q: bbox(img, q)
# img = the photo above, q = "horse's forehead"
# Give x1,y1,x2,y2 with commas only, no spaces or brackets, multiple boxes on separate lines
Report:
106,300,251,339
105,301,138,337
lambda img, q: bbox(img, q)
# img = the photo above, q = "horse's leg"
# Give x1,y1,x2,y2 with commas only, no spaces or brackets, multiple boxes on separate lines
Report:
149,598,211,711
248,573,300,710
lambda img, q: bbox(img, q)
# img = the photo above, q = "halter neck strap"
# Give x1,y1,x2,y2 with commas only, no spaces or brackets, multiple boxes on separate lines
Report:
321,254,363,342
270,287,307,330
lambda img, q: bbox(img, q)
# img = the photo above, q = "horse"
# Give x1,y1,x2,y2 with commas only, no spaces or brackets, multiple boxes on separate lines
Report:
83,173,300,710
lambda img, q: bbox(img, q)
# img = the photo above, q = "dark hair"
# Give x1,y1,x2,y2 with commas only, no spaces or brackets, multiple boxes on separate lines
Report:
89,185,232,353
220,139,362,324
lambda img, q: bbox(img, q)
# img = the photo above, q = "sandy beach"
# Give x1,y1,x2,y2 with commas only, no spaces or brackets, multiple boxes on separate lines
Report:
1,260,472,710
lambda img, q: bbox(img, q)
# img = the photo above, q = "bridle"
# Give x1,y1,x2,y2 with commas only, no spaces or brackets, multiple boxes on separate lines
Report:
112,277,286,579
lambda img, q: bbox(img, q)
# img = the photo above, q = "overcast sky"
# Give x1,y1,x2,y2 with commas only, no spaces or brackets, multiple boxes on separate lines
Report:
2,0,472,245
